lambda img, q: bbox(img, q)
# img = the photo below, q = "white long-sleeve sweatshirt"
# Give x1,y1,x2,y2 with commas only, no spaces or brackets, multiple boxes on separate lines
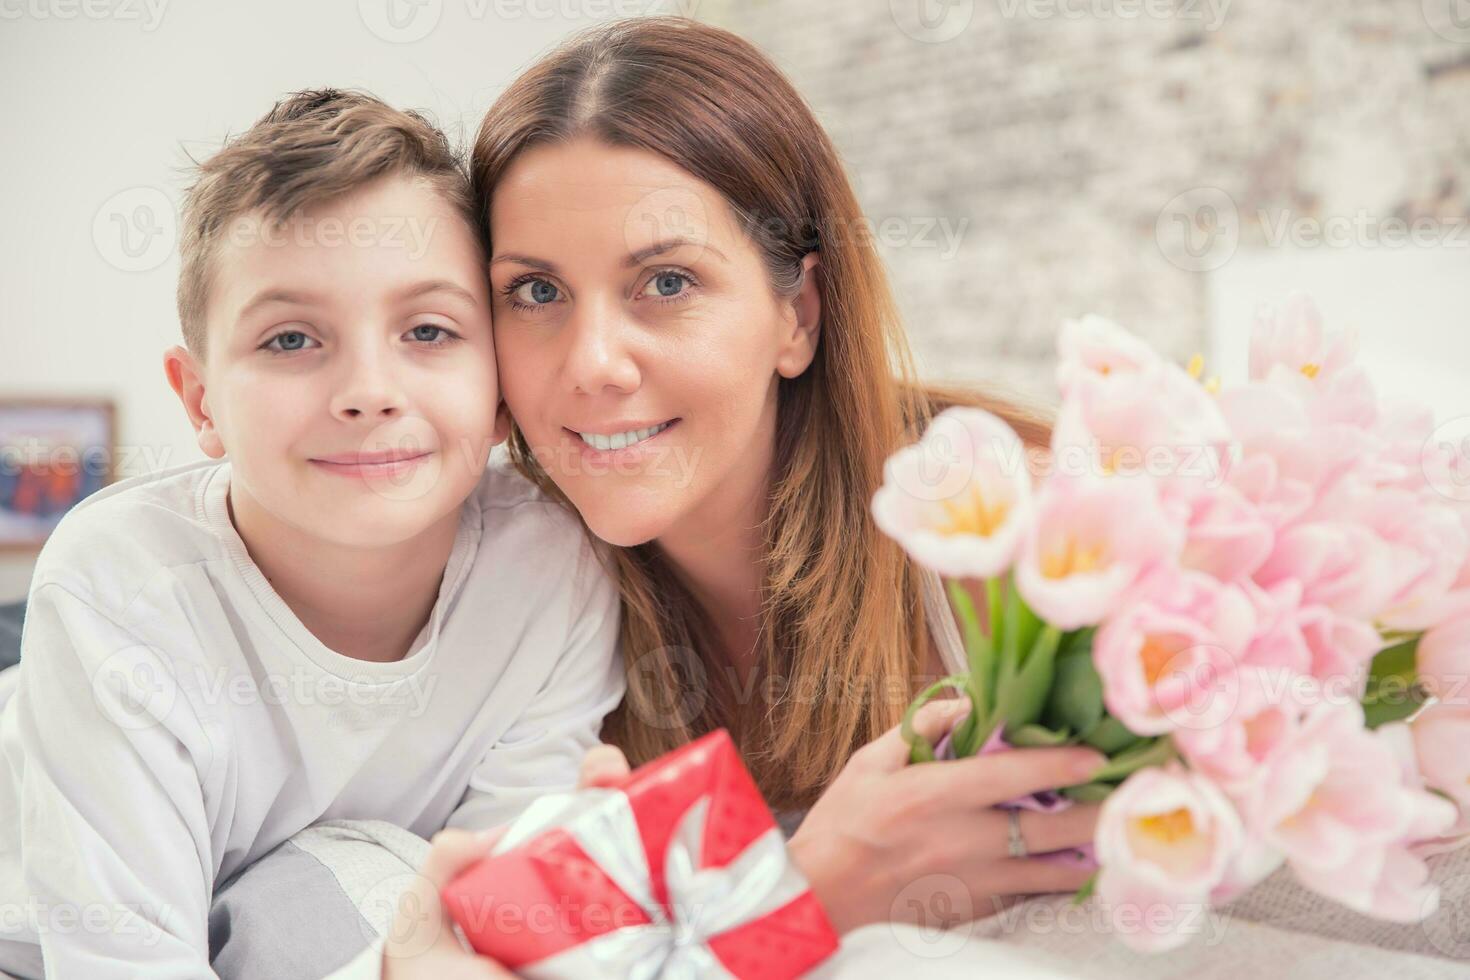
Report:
0,458,624,980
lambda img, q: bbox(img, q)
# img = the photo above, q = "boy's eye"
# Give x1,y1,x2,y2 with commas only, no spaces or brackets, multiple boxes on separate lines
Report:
408,324,450,343
263,330,318,353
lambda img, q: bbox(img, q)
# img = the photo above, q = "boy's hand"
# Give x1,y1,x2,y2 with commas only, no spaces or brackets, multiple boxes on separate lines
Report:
382,827,517,980
578,743,632,788
382,745,630,979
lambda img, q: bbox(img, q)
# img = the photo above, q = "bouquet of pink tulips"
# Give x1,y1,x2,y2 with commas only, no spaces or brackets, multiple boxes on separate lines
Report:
872,294,1470,952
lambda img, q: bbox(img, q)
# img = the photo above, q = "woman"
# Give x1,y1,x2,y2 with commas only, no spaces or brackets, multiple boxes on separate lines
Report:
376,16,1105,979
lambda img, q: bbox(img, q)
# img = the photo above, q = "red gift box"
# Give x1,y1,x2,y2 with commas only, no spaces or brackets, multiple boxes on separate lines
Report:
442,729,839,979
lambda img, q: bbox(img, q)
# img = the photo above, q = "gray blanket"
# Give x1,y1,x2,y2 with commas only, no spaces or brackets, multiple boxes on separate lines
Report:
208,820,430,979
0,601,22,673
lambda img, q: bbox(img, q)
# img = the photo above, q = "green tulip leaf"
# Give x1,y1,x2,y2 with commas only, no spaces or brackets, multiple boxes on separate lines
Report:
1090,736,1177,782
1007,724,1072,747
1045,643,1105,735
1080,715,1145,755
1060,782,1116,803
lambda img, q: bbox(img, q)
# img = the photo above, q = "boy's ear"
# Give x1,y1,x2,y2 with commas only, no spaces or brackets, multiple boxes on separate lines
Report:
491,400,513,447
775,252,822,380
163,345,226,459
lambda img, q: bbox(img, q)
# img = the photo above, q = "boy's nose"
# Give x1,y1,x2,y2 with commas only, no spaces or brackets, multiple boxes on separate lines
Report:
337,402,399,419
330,365,408,420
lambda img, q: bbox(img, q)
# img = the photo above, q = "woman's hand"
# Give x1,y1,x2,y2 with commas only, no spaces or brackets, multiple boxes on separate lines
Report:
381,827,517,980
573,728,1101,936
787,699,1105,934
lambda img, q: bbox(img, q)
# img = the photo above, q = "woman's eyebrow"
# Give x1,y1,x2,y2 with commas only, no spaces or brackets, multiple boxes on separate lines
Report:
623,237,727,267
490,253,557,273
489,237,727,274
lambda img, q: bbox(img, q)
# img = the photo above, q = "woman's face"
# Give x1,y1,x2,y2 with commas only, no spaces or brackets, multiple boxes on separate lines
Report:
489,138,820,548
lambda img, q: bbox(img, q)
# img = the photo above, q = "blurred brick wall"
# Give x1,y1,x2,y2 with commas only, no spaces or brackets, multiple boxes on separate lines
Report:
701,0,1470,405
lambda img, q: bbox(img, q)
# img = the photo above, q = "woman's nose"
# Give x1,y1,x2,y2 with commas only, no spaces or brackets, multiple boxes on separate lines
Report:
562,301,641,395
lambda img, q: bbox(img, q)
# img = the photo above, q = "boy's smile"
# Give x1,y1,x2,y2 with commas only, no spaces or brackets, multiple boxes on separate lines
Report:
308,446,436,480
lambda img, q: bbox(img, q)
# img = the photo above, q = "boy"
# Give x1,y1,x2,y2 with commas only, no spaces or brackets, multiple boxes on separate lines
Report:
0,90,624,979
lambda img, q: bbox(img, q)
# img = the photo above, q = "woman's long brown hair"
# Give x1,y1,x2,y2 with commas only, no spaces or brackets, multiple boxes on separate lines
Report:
472,17,1050,811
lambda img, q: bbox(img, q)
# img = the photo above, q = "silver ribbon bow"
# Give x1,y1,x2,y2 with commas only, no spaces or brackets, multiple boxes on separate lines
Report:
491,786,812,979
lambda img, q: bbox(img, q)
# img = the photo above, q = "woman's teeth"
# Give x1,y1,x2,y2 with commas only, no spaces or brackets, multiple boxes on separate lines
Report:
577,421,672,452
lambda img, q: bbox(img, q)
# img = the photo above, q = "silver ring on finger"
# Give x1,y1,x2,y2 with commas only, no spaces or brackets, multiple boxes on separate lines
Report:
1006,807,1028,859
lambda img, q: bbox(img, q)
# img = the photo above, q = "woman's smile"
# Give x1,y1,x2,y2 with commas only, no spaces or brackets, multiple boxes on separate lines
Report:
568,417,681,456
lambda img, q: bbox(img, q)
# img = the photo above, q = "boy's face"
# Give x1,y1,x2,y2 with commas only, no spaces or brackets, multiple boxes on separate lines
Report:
166,174,503,548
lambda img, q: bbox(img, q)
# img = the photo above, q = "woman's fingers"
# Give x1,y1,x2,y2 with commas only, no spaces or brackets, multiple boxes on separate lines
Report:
946,746,1106,810
578,743,632,788
887,743,1103,812
854,698,971,773
937,803,1100,862
1017,804,1101,855
901,849,1096,924
987,856,1098,897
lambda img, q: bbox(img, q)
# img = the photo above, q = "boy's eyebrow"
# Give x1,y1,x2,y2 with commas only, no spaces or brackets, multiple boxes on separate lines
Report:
236,288,322,321
392,279,480,306
489,237,727,274
235,280,478,322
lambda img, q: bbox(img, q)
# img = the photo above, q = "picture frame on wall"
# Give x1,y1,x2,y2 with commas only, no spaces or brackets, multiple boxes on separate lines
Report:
0,399,116,552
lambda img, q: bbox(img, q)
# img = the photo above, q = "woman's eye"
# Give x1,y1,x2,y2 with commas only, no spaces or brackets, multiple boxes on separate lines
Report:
263,330,318,353
510,278,560,306
642,271,691,299
408,324,452,343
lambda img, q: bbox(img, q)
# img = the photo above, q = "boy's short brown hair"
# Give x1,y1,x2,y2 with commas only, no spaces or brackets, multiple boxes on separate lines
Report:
176,88,477,356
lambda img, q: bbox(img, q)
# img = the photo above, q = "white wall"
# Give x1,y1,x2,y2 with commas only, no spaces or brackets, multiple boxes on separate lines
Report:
0,0,699,599
1207,246,1470,420
3,3,1465,601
